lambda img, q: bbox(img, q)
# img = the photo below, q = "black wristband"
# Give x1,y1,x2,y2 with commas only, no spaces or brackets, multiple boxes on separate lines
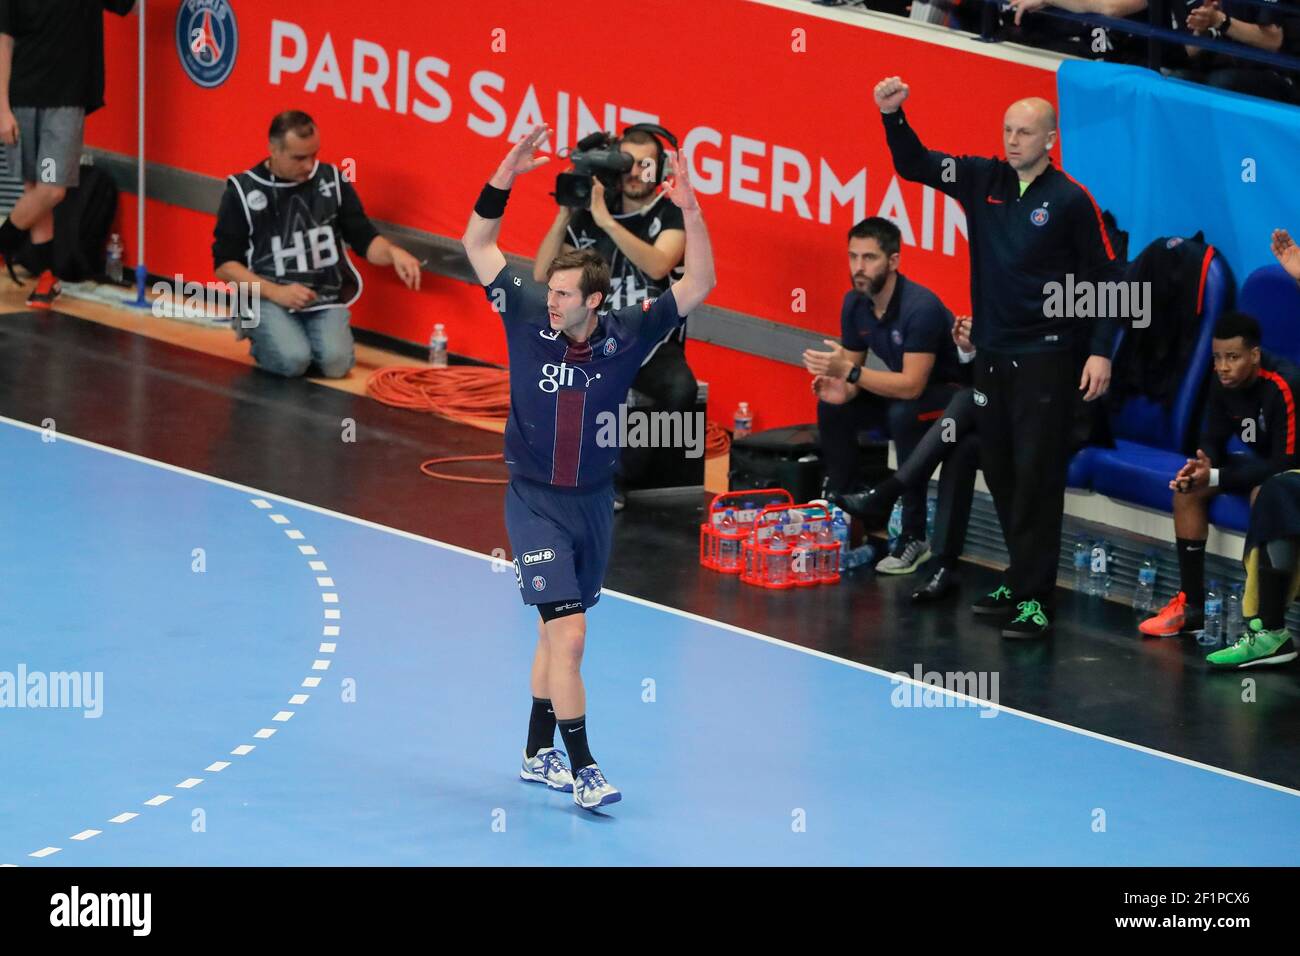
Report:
846,365,862,385
474,183,511,219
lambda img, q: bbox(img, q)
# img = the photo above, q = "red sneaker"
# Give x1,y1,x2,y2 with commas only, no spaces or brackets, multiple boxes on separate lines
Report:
1139,590,1203,637
26,270,61,309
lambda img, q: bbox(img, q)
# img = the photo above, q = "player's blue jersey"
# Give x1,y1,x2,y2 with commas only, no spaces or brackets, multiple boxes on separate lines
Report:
484,266,685,488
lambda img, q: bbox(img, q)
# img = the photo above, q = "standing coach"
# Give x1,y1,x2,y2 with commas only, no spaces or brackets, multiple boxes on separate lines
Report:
875,76,1121,638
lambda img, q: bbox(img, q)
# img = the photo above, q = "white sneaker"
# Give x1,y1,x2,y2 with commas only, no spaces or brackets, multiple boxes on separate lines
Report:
875,536,930,575
573,764,622,810
519,747,574,792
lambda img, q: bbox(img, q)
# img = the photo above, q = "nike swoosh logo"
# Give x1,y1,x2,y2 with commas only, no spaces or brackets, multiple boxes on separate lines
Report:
986,196,1004,204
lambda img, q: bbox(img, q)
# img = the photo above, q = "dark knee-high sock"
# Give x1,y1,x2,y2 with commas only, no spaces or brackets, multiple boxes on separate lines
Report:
558,716,595,770
0,218,27,255
28,240,53,275
1176,537,1207,608
525,697,556,758
1257,567,1291,632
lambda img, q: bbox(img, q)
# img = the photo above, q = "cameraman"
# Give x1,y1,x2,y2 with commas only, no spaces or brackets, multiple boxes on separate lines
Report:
534,127,698,510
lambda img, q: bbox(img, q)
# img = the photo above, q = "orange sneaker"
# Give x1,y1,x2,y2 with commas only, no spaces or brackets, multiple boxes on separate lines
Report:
1138,591,1204,637
26,270,61,309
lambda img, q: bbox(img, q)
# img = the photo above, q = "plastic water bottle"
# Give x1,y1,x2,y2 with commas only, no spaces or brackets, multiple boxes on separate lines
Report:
794,528,818,584
1134,551,1157,615
733,402,753,441
1226,582,1243,638
831,508,850,565
1089,539,1110,598
846,542,877,570
106,233,124,284
887,500,904,551
428,322,448,367
1202,581,1223,646
718,508,740,570
768,530,789,586
926,495,937,540
1073,538,1090,593
816,522,836,579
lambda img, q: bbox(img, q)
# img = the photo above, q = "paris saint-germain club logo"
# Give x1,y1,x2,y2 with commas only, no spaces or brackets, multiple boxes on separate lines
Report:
1030,206,1050,227
176,0,239,89
603,337,617,356
531,576,546,592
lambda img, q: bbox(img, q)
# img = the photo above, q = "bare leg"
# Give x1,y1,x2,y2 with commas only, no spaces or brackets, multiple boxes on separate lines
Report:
544,612,586,720
1172,484,1214,539
529,616,549,699
9,182,65,245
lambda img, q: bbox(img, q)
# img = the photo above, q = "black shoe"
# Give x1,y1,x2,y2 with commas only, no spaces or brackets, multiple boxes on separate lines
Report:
1001,599,1053,639
830,486,895,528
911,565,957,603
971,583,1014,616
1180,604,1205,637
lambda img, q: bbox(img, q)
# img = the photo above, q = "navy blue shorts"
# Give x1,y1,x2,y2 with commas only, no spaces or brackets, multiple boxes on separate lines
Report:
505,476,615,611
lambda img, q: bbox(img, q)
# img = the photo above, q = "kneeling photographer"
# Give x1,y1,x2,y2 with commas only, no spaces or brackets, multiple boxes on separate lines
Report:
533,124,698,510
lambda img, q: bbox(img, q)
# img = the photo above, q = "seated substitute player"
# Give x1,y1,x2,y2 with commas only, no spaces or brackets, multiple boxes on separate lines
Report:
1207,469,1300,669
212,110,422,378
804,216,964,576
460,125,715,811
1141,311,1300,637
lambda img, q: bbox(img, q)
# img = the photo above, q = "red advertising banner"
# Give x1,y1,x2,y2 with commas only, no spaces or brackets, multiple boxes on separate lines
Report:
88,0,1056,430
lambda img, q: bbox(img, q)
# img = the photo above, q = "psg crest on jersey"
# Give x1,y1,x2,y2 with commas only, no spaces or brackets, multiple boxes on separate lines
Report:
1030,207,1050,227
603,337,618,356
176,0,239,89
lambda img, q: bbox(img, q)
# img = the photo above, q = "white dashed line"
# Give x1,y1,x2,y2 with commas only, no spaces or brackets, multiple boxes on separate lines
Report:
23,496,343,863
324,609,340,619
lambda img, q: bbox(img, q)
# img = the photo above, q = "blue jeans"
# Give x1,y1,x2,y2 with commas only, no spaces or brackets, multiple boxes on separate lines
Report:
246,301,355,378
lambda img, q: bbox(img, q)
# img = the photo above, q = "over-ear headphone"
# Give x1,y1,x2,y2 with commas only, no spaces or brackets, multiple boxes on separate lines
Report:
619,123,679,186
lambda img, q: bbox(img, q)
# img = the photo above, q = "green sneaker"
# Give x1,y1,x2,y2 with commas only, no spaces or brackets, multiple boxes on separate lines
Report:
1002,599,1052,639
972,584,1014,617
1206,619,1298,669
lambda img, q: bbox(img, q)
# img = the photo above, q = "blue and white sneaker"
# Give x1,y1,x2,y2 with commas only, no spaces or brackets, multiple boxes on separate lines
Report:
519,747,574,792
573,765,622,810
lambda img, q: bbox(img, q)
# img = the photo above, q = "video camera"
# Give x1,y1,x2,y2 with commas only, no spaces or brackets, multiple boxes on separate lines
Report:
552,123,679,209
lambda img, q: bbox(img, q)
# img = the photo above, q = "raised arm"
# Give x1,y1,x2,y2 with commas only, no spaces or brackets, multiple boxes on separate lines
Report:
663,151,716,316
461,124,552,286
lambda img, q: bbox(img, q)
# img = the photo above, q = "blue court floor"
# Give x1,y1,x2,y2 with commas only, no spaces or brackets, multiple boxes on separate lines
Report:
1,415,1297,866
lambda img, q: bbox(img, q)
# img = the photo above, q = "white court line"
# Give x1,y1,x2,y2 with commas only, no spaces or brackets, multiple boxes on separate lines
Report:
176,778,203,789
272,711,294,722
269,514,290,525
29,847,60,858
231,745,255,756
309,561,328,571
144,795,172,807
4,414,1296,801
253,728,277,739
319,643,336,653
323,626,340,636
289,694,309,705
316,576,335,587
108,812,138,824
205,761,231,773
70,830,100,841
302,677,321,688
